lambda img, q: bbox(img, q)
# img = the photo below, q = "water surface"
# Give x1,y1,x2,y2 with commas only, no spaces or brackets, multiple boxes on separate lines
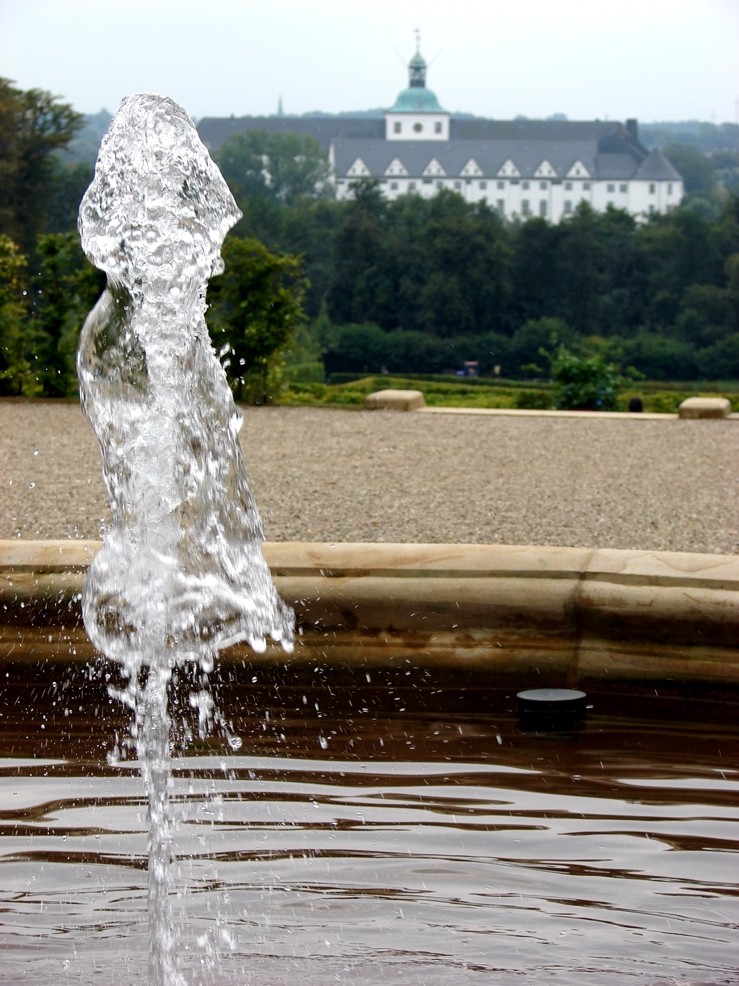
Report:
1,662,737,985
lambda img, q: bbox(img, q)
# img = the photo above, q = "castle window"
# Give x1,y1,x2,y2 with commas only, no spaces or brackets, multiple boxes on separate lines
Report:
497,180,505,189
394,122,401,134
540,181,547,190
390,182,398,190
479,181,487,190
454,180,462,189
409,182,417,191
668,183,673,194
619,183,627,193
522,199,531,215
413,122,423,133
607,184,615,193
564,200,573,214
649,183,656,194
522,181,530,190
539,201,547,217
496,199,505,215
584,182,591,190
565,181,573,190
435,121,442,134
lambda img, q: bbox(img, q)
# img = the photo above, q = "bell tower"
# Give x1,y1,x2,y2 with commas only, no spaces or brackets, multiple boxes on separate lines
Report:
385,33,449,141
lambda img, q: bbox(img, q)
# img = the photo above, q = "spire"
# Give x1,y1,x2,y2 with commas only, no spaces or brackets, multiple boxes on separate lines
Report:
409,29,427,88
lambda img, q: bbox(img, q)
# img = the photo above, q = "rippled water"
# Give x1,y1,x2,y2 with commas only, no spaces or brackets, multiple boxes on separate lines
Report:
1,663,738,985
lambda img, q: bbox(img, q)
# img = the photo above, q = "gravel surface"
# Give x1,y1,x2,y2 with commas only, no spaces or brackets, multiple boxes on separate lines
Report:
1,400,737,555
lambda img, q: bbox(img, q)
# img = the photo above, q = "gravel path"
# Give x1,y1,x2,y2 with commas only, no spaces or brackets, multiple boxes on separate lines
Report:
1,400,737,555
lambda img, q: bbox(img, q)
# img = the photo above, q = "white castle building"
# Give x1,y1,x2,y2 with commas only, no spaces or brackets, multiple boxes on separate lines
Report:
198,44,683,223
330,45,683,220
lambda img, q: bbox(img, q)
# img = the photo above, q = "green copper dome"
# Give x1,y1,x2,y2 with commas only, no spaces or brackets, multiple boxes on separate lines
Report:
390,42,446,114
390,87,446,113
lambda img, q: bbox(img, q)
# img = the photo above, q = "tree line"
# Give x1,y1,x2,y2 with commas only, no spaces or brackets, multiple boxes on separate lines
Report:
2,79,739,401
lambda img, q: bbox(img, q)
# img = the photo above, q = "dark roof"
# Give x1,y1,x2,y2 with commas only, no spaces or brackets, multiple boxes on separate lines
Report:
197,115,383,152
633,147,683,181
197,114,681,182
449,118,636,144
332,135,655,181
198,115,644,157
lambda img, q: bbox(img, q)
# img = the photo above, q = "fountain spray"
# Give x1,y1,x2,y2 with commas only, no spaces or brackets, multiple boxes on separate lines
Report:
77,94,293,984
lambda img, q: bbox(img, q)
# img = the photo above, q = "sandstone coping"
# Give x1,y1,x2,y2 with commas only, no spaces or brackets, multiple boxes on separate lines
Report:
365,389,426,411
1,539,737,687
678,396,732,419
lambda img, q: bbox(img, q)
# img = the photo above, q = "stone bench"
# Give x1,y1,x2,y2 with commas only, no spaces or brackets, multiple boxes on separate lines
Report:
365,389,426,411
678,397,732,419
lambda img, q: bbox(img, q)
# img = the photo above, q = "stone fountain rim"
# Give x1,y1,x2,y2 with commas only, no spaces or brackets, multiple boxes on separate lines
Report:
1,539,738,686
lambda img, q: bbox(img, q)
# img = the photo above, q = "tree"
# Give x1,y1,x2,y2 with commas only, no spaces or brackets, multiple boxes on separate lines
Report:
416,193,511,336
45,158,94,233
635,207,723,331
29,232,104,395
509,317,574,378
216,130,332,208
0,79,83,248
555,203,606,335
277,197,344,318
509,217,563,326
0,235,34,395
662,144,715,196
594,207,644,335
619,332,698,380
326,180,388,325
206,237,306,403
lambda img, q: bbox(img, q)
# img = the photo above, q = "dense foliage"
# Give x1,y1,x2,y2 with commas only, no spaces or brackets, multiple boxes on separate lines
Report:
0,78,83,250
0,91,307,400
272,187,739,384
2,88,739,400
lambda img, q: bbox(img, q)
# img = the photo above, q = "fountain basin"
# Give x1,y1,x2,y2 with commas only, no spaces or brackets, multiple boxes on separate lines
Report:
2,538,739,985
2,539,737,689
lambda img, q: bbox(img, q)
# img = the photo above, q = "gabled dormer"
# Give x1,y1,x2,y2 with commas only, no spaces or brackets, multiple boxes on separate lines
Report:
384,157,409,177
497,159,521,178
422,158,447,177
534,160,557,178
567,160,591,179
461,158,483,177
347,157,371,178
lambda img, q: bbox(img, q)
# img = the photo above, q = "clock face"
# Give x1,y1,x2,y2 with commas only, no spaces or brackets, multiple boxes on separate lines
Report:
413,122,423,133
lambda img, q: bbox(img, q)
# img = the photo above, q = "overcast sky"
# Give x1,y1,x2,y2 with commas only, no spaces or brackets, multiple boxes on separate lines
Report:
1,0,737,125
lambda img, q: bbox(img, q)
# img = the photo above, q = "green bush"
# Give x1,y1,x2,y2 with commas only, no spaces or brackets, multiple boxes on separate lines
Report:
550,346,620,411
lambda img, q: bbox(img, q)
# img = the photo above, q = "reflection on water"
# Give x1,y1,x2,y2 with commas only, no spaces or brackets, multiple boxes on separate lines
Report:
1,661,738,985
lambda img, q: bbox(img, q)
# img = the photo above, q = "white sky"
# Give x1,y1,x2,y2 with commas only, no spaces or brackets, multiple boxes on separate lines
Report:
1,0,737,124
